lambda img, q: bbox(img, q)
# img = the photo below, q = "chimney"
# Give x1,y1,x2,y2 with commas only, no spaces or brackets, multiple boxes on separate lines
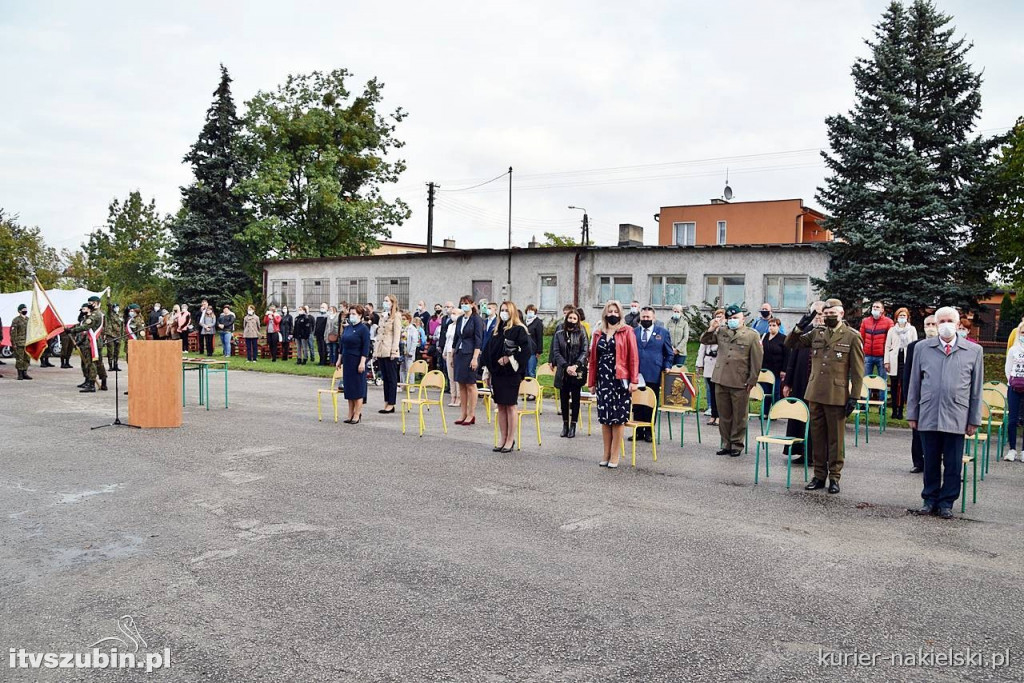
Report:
710,198,728,205
528,235,541,249
617,224,644,247
442,238,456,249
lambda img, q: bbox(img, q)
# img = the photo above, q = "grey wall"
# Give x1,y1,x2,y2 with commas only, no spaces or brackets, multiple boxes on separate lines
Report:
263,245,828,330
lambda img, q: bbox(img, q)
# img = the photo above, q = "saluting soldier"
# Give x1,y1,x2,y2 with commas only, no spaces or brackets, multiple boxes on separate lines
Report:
105,302,124,372
785,298,865,494
123,303,145,361
699,304,764,457
66,298,107,392
11,303,32,380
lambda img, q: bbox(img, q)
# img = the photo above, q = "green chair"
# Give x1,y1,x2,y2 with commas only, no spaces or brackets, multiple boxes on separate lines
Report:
744,384,766,454
754,397,810,489
655,368,702,447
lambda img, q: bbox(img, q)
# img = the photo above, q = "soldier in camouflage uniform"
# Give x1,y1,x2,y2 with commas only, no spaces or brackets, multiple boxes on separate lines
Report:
11,303,32,380
105,302,124,371
67,298,107,392
58,328,76,368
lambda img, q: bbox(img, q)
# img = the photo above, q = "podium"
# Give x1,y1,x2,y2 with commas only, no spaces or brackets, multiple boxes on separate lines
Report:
127,341,183,428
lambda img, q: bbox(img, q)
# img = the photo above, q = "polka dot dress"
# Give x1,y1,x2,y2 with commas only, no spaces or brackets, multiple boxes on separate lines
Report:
596,333,630,425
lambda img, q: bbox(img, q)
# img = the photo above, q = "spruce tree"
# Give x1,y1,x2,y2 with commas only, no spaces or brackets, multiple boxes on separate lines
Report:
170,64,251,305
815,0,998,322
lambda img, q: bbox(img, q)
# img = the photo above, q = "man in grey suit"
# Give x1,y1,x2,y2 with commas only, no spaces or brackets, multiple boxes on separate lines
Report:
906,306,984,519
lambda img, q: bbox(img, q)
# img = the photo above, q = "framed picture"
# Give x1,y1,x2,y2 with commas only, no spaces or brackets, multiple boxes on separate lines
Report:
661,371,697,409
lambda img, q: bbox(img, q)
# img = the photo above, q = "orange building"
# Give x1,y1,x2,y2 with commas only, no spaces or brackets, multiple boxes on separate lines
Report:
657,198,830,246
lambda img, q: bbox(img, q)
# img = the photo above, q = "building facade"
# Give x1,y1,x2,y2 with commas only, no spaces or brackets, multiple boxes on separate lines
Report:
657,198,830,247
263,243,828,330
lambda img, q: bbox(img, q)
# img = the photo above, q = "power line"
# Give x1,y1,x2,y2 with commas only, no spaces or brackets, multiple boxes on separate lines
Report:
442,169,511,193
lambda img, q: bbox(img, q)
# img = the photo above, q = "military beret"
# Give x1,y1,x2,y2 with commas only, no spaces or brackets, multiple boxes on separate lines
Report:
17,303,27,312
88,295,101,303
824,298,844,309
128,303,140,310
81,301,92,308
725,304,743,318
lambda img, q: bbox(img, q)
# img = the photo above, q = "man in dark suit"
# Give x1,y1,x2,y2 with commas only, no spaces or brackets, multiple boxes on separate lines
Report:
902,315,937,474
632,306,675,442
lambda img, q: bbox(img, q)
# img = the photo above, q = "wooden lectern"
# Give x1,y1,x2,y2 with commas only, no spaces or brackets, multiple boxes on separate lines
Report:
127,341,183,428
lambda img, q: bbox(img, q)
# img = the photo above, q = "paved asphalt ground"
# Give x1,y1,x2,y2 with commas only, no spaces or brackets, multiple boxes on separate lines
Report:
2,361,1023,682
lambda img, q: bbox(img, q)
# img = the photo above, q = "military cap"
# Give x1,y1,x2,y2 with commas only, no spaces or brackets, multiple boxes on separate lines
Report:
824,298,844,310
724,304,744,318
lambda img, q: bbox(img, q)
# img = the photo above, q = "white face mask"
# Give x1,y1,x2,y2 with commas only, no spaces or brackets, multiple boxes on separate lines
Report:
526,311,535,320
897,316,907,324
248,309,254,315
937,322,956,340
383,301,391,312
349,314,359,325
499,311,510,322
282,308,288,314
630,306,639,314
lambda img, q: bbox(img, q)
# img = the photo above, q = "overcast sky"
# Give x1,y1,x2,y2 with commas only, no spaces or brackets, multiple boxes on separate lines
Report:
1,0,1020,254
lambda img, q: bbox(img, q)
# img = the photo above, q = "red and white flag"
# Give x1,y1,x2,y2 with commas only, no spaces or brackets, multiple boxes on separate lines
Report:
25,279,66,360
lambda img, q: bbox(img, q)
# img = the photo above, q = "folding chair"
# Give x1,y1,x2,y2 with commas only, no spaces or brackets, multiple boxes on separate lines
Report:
493,377,543,450
625,386,658,468
744,384,766,453
535,362,558,414
477,380,493,423
848,384,871,447
401,370,448,436
580,391,596,435
758,369,776,410
862,374,888,431
981,388,1006,469
399,359,430,409
316,367,344,422
754,397,810,488
655,368,702,447
966,399,1000,481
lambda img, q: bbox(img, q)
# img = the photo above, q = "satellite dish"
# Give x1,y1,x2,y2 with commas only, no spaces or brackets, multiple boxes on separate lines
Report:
723,185,733,201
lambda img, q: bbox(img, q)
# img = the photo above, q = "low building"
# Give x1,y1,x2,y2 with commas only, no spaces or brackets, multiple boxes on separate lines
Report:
262,227,828,330
657,198,830,247
371,239,458,255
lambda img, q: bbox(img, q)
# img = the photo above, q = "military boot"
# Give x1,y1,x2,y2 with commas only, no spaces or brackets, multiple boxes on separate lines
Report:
79,381,96,393
100,379,108,391
40,358,54,368
22,370,33,380
77,379,90,388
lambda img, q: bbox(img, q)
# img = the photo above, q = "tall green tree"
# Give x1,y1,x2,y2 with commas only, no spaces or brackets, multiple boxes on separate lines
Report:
170,65,252,303
0,209,64,290
84,191,170,294
815,0,998,321
986,117,1024,286
236,68,410,260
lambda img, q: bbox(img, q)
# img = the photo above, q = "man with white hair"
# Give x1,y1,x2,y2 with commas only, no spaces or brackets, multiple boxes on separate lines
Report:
906,306,984,519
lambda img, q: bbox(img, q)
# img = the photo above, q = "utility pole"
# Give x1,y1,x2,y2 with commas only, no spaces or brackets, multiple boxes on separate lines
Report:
426,182,437,253
568,205,589,245
506,167,513,298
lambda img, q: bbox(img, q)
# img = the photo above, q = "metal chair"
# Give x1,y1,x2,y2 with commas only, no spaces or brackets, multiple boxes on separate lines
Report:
655,368,702,447
862,374,889,431
399,359,430,409
744,384,766,453
625,386,658,468
316,367,343,423
401,370,448,436
492,377,543,450
535,362,558,414
754,397,810,488
848,384,871,447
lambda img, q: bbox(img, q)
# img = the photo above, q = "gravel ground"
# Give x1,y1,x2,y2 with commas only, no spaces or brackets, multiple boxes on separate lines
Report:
2,362,1022,682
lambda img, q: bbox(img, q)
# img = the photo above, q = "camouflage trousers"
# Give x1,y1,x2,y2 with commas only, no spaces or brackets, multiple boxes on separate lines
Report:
14,345,29,371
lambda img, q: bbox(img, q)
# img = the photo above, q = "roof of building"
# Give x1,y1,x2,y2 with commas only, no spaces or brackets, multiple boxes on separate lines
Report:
377,240,458,250
659,198,826,216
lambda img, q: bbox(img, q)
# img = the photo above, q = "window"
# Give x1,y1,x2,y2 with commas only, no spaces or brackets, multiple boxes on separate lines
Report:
704,275,745,307
539,275,558,311
472,280,493,303
336,278,368,306
650,275,687,307
302,278,328,307
673,222,696,247
764,276,810,310
268,279,296,308
376,277,410,311
597,275,634,305
717,221,727,245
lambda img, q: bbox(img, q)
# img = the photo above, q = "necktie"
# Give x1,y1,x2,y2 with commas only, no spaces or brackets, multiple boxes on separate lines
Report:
643,330,649,344
945,344,951,356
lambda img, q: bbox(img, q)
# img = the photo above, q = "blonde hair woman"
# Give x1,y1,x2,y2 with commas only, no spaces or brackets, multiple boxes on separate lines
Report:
374,294,403,413
482,301,532,452
587,300,639,468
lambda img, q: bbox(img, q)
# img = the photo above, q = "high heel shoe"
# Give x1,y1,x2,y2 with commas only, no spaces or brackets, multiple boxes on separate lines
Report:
454,418,467,425
462,417,476,426
500,440,515,453
352,415,361,424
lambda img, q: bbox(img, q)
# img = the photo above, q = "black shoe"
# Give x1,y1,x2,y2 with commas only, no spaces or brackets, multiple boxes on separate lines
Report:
79,382,96,393
17,370,25,380
827,480,840,494
378,408,395,414
937,508,954,520
644,434,653,443
492,445,503,452
560,423,569,438
805,478,826,490
789,455,805,465
567,424,576,439
912,504,936,516
77,380,89,388
500,441,516,453
627,435,636,442
728,449,742,457
910,466,923,474
716,448,732,455
99,380,108,391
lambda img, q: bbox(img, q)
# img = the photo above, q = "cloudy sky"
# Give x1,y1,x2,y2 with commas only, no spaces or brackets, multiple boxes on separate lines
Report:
1,0,1020,253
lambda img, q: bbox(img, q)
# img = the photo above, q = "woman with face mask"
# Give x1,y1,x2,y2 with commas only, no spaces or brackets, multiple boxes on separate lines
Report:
696,309,726,427
482,302,532,451
884,307,918,420
278,306,293,360
373,294,403,414
523,304,544,378
587,300,640,468
338,305,371,423
551,308,590,438
177,303,192,353
1003,320,1024,462
242,306,261,362
443,304,463,408
452,295,484,425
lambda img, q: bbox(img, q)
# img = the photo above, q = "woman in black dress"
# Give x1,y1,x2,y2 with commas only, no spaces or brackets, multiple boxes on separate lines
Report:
483,302,532,452
587,300,639,469
337,305,371,423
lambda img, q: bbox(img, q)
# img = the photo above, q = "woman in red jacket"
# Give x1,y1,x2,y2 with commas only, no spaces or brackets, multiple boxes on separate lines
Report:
588,300,639,468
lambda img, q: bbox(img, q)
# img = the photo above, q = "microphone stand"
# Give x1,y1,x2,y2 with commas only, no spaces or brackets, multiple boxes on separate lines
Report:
91,318,162,431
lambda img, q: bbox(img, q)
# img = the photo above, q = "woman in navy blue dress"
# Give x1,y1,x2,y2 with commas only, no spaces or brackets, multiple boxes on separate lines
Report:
452,295,484,426
338,305,371,424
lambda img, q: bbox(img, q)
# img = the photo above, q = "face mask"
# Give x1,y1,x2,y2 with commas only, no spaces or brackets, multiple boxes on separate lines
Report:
871,310,881,319
957,329,968,338
937,322,956,340
248,309,254,315
640,319,653,329
824,317,840,329
925,327,938,338
726,319,740,330
154,305,160,311
605,315,621,326
499,311,510,322
383,302,391,312
760,310,770,318
481,309,490,318
565,320,577,329
129,311,136,318
630,306,639,314
526,311,535,320
282,308,288,314
349,314,359,325
671,313,681,320
461,304,471,313
898,316,907,324
435,309,442,315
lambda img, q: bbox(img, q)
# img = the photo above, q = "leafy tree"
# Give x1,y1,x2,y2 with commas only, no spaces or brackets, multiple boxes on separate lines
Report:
815,0,999,322
59,248,102,290
541,232,592,247
235,69,410,260
997,291,1021,341
84,191,170,294
170,65,253,303
0,209,63,290
987,117,1024,285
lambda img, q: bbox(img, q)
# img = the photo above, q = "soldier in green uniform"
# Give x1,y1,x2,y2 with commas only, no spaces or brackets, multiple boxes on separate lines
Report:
124,303,144,361
58,328,76,368
785,298,865,494
699,304,765,457
67,298,107,392
105,302,124,371
11,303,32,380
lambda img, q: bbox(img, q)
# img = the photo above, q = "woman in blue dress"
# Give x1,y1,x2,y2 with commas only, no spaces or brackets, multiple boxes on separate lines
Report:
338,305,371,424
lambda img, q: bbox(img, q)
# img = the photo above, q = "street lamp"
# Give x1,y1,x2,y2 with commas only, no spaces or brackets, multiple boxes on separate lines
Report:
568,206,589,245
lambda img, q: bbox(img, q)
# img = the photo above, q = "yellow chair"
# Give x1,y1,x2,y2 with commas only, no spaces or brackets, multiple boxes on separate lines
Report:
758,369,776,399
399,359,430,409
655,368,702,447
744,384,766,453
625,386,658,468
401,370,448,436
754,398,810,488
493,377,543,450
316,367,344,422
477,380,493,423
862,374,889,431
580,390,597,435
535,362,558,414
